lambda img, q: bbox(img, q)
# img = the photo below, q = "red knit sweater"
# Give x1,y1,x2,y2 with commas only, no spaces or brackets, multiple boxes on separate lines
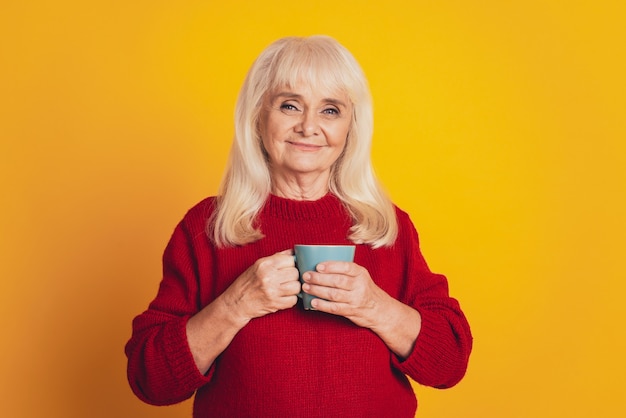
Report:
125,194,472,417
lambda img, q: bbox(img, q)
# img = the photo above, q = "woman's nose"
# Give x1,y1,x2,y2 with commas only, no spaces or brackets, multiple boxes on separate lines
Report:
297,111,320,136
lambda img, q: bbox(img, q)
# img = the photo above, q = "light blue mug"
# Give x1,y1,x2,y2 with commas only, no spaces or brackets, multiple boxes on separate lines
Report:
294,244,356,310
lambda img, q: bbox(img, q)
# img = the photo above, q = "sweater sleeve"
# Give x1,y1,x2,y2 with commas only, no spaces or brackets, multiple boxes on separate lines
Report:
391,210,473,389
125,214,214,405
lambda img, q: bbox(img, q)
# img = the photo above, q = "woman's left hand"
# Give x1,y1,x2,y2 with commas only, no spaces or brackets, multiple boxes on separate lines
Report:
301,261,422,359
301,261,389,329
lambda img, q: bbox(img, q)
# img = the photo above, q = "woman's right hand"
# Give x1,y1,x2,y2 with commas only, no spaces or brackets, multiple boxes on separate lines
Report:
222,249,301,323
186,249,299,374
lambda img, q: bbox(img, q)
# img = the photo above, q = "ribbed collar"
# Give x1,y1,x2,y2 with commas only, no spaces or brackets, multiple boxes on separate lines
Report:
263,193,347,221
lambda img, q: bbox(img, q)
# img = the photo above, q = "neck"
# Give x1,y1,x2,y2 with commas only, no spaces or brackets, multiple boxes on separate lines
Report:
270,172,330,201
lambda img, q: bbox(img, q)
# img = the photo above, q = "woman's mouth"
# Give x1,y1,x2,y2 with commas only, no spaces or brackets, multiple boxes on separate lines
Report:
287,141,324,150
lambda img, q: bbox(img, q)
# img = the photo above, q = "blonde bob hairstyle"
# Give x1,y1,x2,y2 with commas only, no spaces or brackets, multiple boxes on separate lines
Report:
210,35,398,248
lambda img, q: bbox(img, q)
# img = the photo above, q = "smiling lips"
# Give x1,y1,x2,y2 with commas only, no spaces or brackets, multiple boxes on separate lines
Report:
287,141,325,150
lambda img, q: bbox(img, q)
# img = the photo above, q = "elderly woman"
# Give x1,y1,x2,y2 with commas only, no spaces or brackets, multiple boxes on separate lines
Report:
126,35,472,417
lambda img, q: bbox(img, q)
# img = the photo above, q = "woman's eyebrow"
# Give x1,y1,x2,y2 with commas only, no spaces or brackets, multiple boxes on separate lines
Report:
272,92,348,108
322,98,349,108
273,91,301,99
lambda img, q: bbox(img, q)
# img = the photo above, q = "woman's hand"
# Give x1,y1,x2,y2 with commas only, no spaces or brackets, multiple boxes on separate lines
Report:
186,249,300,374
301,261,422,359
222,249,301,323
300,261,386,328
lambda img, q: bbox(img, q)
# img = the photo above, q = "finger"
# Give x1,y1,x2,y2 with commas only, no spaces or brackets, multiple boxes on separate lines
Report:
316,261,358,275
310,297,348,315
303,271,353,291
272,251,297,269
281,294,299,309
280,279,302,296
302,281,349,302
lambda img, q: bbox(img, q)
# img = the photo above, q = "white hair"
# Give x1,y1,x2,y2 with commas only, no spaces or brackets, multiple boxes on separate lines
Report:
210,35,397,248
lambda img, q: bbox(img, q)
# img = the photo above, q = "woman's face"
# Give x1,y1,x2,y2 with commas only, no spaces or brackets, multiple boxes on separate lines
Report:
259,81,352,184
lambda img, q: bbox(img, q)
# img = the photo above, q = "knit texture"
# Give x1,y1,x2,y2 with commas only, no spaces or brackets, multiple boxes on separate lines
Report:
125,194,472,417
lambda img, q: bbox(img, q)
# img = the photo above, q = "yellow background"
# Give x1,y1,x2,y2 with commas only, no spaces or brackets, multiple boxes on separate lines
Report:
1,1,625,417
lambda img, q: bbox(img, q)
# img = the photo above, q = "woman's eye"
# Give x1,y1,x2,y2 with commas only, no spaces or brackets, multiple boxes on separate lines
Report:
280,103,299,112
322,108,339,116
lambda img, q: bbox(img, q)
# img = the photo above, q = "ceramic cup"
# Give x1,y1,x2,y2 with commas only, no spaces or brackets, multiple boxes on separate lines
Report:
294,244,356,310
